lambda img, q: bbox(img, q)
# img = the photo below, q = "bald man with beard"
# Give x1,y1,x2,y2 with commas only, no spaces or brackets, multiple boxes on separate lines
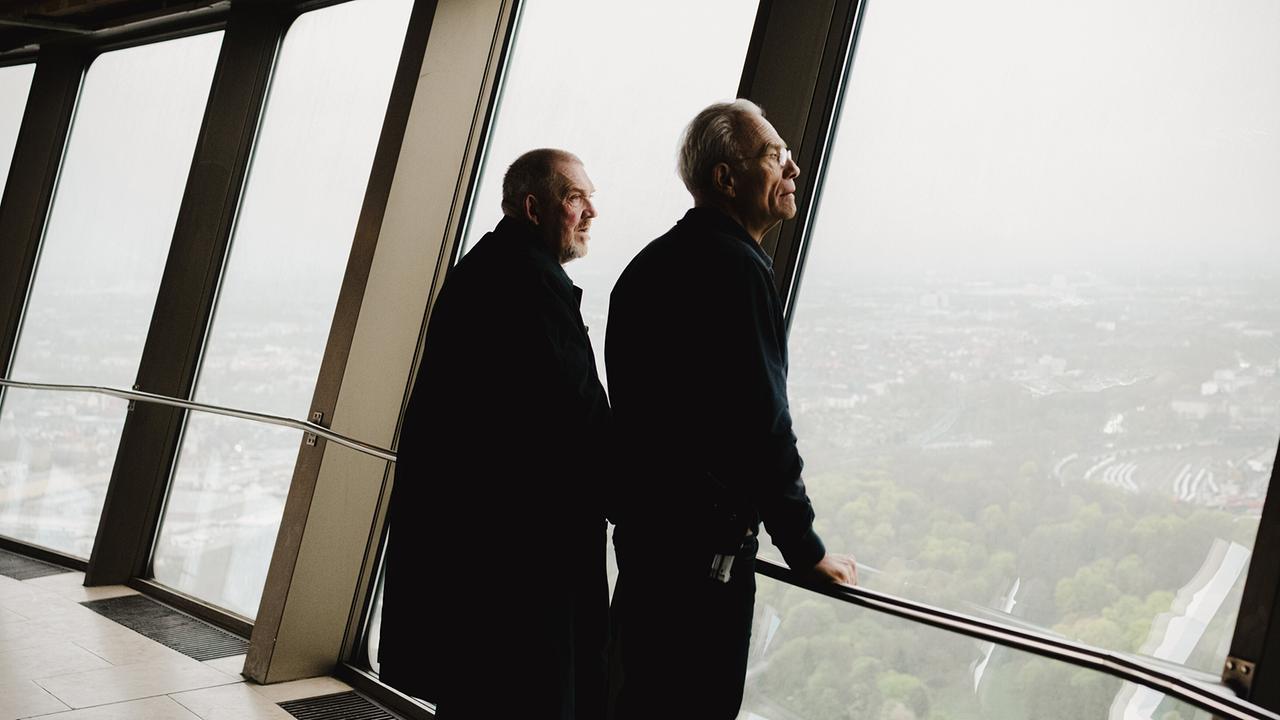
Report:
380,148,611,720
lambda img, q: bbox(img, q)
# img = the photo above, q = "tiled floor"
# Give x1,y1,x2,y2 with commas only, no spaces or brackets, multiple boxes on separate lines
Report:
0,572,355,720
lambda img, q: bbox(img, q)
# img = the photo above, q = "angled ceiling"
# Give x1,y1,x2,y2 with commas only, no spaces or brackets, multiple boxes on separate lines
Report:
0,0,217,53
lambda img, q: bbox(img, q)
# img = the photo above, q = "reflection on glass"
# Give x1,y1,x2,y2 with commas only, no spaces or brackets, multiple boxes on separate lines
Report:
785,0,1280,676
461,0,758,385
151,0,412,617
0,63,35,193
0,389,130,556
0,35,222,557
743,575,1217,720
366,565,385,672
153,415,300,618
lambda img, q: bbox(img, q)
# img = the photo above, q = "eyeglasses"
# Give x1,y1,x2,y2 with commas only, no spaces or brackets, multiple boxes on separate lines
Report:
735,145,793,169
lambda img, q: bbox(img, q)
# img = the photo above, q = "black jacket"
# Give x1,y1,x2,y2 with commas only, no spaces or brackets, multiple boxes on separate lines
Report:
606,207,826,571
379,216,611,718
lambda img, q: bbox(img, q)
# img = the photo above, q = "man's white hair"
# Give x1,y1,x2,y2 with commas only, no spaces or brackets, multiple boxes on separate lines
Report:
677,99,765,197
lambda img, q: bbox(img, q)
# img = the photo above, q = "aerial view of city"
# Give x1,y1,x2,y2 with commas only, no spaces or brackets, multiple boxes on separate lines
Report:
740,261,1277,719
2,251,1275,720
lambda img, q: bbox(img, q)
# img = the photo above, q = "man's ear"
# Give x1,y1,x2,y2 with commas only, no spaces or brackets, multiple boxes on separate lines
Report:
712,162,736,198
523,193,541,225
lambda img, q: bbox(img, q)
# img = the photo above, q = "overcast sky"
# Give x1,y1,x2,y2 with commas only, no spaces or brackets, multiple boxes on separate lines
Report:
808,0,1280,277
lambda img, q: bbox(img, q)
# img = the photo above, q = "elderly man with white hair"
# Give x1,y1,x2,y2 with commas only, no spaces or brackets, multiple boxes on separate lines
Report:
605,100,857,719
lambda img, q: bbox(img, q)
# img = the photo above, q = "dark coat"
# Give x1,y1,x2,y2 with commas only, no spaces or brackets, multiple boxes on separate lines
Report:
379,216,611,719
605,206,825,569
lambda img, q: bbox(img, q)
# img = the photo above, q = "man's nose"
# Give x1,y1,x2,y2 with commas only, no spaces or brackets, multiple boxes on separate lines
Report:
584,199,598,218
783,155,800,179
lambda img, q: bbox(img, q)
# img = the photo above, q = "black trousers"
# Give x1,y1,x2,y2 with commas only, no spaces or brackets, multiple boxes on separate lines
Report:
608,537,758,720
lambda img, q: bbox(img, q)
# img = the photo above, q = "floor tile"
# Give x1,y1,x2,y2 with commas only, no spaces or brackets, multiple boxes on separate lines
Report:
15,604,132,638
0,619,68,654
24,575,138,604
23,696,201,720
248,676,352,703
170,683,295,720
72,632,191,668
0,679,69,719
22,573,87,591
0,640,110,682
0,575,42,600
34,658,240,709
200,655,246,679
0,589,89,621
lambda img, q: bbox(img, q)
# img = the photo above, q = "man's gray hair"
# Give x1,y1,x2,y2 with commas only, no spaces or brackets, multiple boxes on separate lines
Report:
677,99,764,197
501,148,581,216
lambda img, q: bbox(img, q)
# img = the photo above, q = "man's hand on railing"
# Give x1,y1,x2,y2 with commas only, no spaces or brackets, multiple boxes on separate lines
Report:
809,552,858,587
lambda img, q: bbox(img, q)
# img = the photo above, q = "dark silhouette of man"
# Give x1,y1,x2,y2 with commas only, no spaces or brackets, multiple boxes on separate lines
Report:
606,101,857,720
380,148,610,720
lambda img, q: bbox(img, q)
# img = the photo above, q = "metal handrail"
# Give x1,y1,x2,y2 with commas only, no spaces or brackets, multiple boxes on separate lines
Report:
756,558,1271,720
0,377,396,462
1,376,1272,717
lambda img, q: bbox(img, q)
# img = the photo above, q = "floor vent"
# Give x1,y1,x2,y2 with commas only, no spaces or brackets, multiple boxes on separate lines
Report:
0,548,73,580
80,594,248,661
279,691,397,720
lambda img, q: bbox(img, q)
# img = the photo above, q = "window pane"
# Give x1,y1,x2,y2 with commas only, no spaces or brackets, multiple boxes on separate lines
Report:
744,574,1220,720
0,63,35,193
151,0,412,617
0,34,222,557
152,415,301,618
787,0,1280,675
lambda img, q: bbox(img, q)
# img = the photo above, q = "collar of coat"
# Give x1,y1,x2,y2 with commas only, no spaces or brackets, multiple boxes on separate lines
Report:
678,206,775,270
491,214,583,308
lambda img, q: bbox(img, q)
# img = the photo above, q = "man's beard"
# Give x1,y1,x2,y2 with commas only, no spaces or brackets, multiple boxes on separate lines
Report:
559,234,588,263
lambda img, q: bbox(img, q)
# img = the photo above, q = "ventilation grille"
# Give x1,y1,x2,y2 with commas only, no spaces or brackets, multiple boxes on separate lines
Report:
279,691,397,720
0,548,73,580
80,594,248,661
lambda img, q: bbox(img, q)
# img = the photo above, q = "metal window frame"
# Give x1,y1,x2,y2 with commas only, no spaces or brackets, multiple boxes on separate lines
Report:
0,0,426,638
82,2,288,617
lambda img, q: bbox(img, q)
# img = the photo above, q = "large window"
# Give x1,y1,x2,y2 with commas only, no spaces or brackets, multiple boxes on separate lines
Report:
0,62,35,193
0,34,222,557
150,0,412,619
785,0,1280,677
